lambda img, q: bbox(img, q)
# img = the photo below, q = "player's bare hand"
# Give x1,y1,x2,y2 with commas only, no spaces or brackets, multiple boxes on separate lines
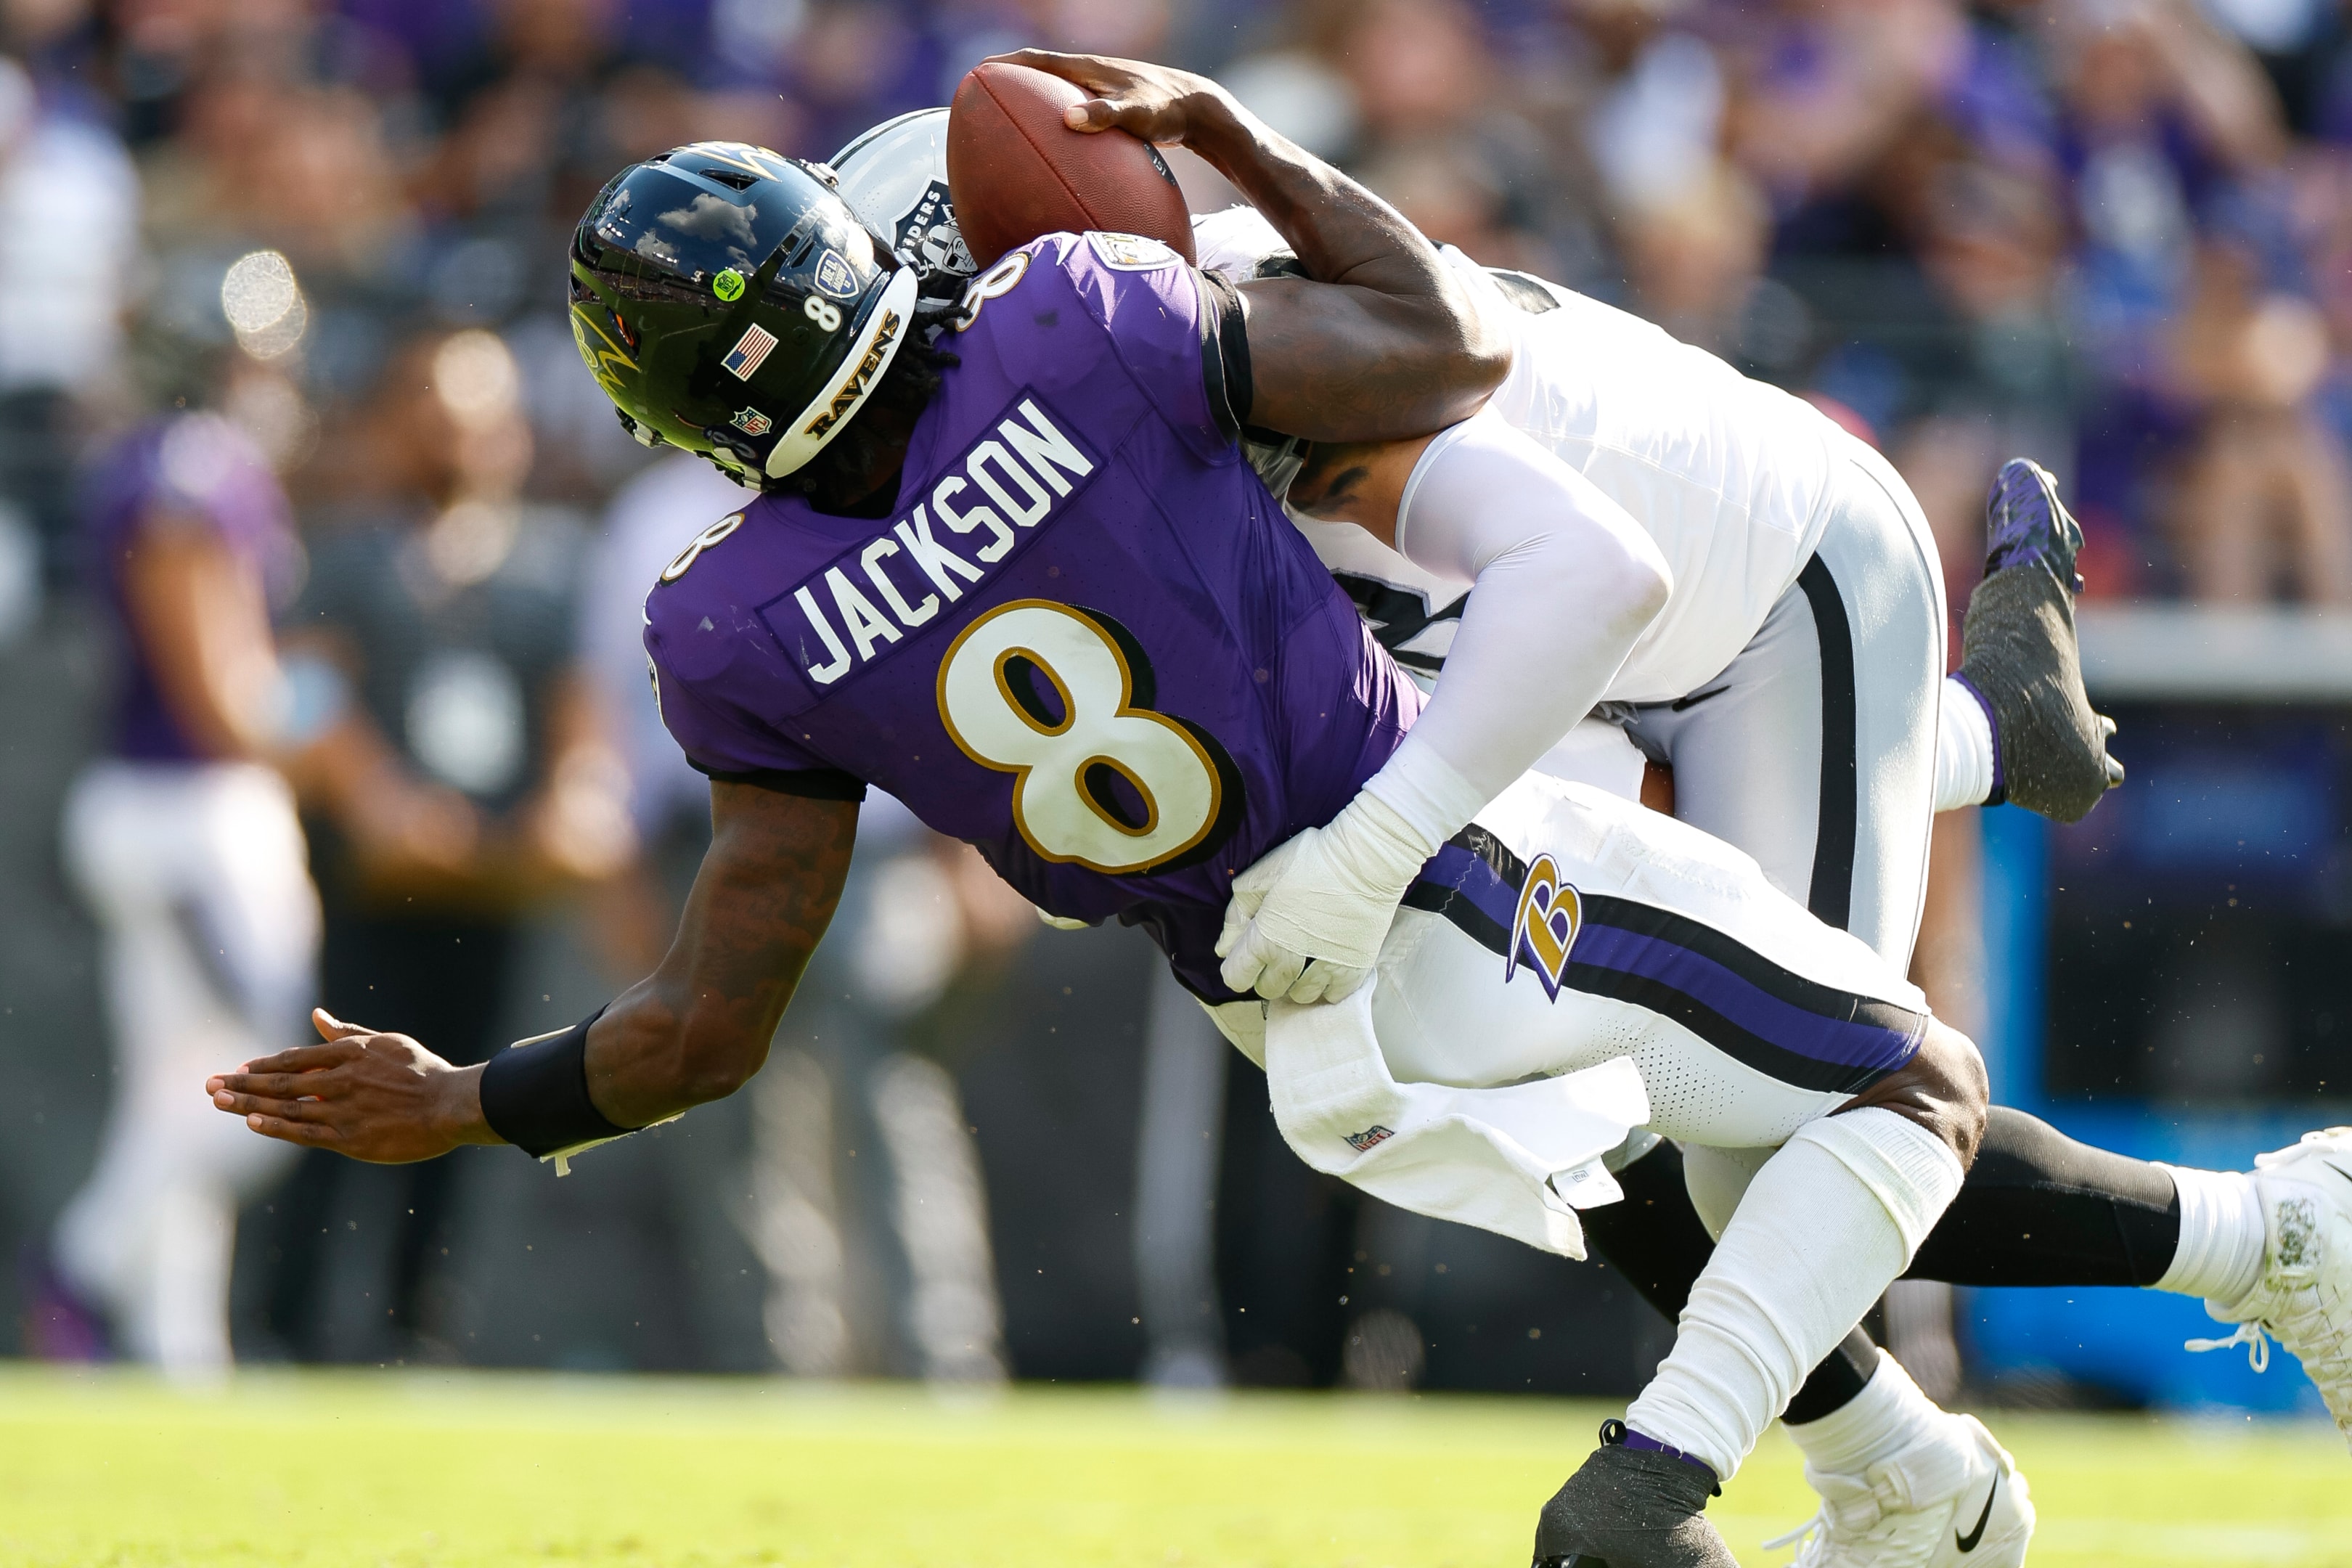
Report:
987,50,1242,150
204,1008,499,1164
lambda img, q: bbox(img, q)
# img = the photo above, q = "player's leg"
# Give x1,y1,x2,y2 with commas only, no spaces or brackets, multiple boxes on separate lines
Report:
1898,1111,2351,1450
1599,444,2037,1564
1622,433,1944,963
52,763,309,1376
1679,1106,2352,1458
53,762,207,1363
1948,457,2126,820
1531,1058,1982,1568
1383,777,1980,1564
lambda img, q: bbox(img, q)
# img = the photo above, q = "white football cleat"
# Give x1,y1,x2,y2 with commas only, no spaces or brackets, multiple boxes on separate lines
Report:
1765,1410,2034,1568
2187,1125,2352,1451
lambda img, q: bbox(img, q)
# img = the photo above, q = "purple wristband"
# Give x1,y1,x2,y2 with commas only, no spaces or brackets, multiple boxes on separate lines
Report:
1601,1418,1719,1484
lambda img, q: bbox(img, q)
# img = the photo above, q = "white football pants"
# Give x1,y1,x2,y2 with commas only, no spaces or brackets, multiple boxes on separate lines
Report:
55,761,319,1377
1210,774,1955,1480
1616,438,1956,1235
1620,434,1946,973
1212,774,1933,1151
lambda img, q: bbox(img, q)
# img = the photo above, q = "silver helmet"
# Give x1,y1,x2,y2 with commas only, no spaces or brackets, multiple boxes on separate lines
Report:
829,109,976,285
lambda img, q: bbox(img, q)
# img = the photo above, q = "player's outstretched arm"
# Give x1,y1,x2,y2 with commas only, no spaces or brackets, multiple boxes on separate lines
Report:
206,782,858,1162
584,783,857,1127
991,49,1508,442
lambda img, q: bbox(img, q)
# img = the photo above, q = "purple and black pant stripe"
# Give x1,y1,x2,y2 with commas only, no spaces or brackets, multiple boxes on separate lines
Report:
1401,827,1926,1095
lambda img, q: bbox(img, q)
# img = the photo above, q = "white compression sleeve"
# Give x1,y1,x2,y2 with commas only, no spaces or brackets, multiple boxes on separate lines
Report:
1624,1108,1965,1480
1358,409,1671,849
1933,675,1997,812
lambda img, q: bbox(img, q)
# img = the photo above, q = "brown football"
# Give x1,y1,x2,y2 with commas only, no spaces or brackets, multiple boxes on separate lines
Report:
946,61,1196,269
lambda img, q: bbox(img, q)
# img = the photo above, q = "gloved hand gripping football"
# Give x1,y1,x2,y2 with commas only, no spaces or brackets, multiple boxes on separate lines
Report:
1214,789,1437,1004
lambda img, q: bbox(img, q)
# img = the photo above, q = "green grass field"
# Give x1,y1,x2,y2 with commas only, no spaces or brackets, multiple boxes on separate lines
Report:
0,1367,2345,1567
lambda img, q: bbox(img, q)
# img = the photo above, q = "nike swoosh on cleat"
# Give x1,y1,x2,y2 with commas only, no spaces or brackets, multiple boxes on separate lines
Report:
1955,1472,1999,1553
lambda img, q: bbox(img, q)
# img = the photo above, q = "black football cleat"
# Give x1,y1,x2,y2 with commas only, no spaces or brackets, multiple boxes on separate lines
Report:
1956,458,2124,824
1531,1421,1739,1568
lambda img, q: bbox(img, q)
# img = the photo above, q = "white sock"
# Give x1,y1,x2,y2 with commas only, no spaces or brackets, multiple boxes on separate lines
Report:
1784,1349,1942,1477
1624,1109,1965,1480
1933,677,1997,812
2155,1164,2265,1304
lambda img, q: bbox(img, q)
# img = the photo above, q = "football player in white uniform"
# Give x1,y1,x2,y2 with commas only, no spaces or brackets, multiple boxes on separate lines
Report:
814,102,2352,1567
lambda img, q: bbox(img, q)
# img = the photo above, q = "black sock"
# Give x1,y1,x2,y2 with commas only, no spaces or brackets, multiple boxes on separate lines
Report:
1784,1327,1882,1425
1577,1138,1718,1320
1907,1106,2180,1286
1580,1110,2184,1426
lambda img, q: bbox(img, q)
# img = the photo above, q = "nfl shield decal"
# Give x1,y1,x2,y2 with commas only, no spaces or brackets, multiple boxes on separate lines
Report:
813,249,859,298
722,324,778,380
730,407,772,436
1505,853,1581,1000
1087,232,1179,271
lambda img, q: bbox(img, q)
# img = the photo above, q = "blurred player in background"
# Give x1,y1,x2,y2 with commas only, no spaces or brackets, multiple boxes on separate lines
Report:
36,354,317,1380
261,326,634,1360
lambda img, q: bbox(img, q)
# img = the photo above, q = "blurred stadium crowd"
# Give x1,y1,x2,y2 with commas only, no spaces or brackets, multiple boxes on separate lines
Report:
1,0,2348,1392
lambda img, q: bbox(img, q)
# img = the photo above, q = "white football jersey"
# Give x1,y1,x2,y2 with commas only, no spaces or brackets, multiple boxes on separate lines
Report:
1195,208,1841,706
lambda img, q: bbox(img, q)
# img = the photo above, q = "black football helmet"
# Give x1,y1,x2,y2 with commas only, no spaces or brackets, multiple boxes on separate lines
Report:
568,141,917,482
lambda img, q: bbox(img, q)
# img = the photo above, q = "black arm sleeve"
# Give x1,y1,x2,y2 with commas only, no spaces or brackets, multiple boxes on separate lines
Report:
1196,266,1254,442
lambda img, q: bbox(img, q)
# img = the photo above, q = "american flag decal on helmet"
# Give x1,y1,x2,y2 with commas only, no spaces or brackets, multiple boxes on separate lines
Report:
722,324,778,380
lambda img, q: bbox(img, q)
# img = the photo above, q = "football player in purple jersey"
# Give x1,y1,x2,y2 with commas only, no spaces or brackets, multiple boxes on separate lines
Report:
206,52,2352,1567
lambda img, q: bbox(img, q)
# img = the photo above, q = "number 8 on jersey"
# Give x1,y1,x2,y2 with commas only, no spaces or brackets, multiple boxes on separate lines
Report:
938,600,1240,875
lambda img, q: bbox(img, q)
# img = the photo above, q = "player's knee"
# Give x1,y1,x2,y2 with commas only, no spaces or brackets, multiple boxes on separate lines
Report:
1840,1021,1989,1169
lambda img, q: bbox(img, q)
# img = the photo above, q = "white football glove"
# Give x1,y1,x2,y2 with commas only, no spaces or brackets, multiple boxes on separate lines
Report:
1215,789,1437,1004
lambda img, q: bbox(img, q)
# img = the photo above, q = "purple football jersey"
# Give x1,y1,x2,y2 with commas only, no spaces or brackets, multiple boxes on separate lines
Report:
82,415,297,764
645,232,1421,1000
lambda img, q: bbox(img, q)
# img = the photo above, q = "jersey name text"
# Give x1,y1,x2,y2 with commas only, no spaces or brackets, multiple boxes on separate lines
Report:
764,394,1098,687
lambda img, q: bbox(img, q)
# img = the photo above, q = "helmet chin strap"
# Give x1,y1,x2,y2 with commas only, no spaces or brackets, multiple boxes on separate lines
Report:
763,266,920,479
703,444,759,482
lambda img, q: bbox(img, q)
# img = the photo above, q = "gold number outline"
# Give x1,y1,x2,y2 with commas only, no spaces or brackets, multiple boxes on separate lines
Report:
936,598,1242,875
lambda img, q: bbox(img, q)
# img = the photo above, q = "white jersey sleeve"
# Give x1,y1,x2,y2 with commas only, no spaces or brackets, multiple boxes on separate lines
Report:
1196,210,1850,711
1442,250,1843,702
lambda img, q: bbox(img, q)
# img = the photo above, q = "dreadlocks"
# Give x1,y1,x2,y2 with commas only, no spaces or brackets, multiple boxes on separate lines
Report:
761,282,967,515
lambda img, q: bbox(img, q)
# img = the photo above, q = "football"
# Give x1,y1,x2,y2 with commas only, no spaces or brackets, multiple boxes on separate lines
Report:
945,61,1197,269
